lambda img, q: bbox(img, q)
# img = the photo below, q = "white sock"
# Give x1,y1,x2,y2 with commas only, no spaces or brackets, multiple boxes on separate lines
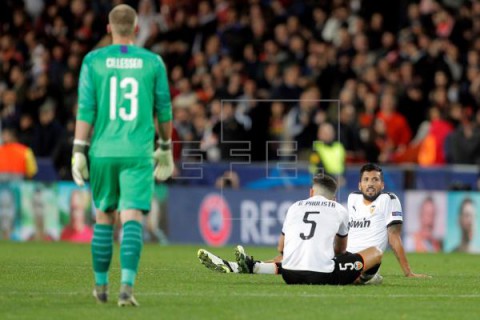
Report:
227,261,239,273
253,262,277,274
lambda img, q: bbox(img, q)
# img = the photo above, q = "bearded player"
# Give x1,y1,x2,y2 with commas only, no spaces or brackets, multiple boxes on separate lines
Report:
198,164,430,281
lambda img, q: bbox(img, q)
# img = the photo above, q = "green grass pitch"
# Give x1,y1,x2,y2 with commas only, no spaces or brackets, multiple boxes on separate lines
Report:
1,242,479,320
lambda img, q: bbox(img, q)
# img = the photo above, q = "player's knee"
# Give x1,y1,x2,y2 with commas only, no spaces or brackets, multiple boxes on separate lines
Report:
95,210,115,224
120,209,144,224
373,247,383,262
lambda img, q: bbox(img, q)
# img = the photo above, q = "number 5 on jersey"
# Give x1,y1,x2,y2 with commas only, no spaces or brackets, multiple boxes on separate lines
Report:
300,211,320,240
110,76,138,121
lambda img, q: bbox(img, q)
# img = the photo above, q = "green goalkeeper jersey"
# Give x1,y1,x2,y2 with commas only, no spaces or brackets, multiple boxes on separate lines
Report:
77,44,172,158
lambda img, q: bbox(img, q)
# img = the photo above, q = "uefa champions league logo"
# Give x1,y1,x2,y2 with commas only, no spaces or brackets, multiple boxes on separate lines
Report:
198,194,232,246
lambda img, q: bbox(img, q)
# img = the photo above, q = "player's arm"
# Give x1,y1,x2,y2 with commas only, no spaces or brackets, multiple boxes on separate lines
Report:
256,236,283,263
74,121,92,142
153,56,174,181
387,223,430,278
154,56,173,143
334,234,347,256
335,205,349,255
269,234,284,263
267,209,290,264
157,120,172,143
262,234,284,263
72,55,96,186
75,53,96,142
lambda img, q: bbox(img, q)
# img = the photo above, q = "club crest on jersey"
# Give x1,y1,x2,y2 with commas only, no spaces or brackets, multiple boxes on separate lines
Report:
369,205,376,215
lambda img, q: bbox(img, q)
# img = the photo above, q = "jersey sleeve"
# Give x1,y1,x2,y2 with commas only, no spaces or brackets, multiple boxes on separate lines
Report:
337,204,349,237
385,193,403,227
77,54,97,124
154,57,173,123
347,193,354,213
281,205,295,235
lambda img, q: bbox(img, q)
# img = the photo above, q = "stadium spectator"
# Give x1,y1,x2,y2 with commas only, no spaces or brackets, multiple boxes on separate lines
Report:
52,119,75,180
58,71,78,124
267,101,288,160
337,104,363,162
0,90,21,129
359,92,378,129
309,122,346,176
0,126,37,180
417,107,454,165
376,92,412,151
2,0,480,175
9,65,28,107
215,170,240,189
32,99,64,157
17,113,35,148
272,64,303,100
360,117,391,163
285,87,321,159
445,115,480,164
211,101,247,161
398,84,426,136
172,78,198,109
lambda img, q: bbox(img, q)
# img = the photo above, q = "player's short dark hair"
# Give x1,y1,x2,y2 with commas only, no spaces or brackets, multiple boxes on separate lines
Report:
360,163,384,181
312,174,338,195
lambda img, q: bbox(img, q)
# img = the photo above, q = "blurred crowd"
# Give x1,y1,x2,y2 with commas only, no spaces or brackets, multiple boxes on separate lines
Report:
1,0,480,180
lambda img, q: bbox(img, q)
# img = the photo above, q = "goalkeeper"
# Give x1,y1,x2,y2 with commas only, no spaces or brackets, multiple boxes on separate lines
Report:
72,4,173,307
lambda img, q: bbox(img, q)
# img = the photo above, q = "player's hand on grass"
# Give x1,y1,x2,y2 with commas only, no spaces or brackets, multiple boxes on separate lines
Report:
71,140,89,187
154,139,174,181
406,272,432,278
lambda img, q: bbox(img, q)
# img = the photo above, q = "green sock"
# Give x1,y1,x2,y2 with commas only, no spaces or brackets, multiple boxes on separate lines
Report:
91,224,114,286
120,221,143,286
94,272,108,286
121,269,137,286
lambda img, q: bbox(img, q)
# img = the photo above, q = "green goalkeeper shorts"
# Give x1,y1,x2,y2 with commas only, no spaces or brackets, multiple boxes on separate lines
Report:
89,157,154,213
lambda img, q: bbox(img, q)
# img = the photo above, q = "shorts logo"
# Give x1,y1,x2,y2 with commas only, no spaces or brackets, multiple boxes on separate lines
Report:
339,262,363,271
354,261,363,270
198,194,232,246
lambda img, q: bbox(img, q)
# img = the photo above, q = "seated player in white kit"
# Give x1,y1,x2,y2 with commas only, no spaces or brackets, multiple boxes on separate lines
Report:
198,164,430,282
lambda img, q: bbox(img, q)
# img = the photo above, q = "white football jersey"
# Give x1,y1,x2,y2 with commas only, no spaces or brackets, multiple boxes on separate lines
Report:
346,192,403,253
282,195,349,273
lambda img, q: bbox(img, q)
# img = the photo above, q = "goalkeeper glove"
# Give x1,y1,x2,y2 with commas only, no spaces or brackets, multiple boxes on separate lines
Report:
153,139,174,181
71,139,89,187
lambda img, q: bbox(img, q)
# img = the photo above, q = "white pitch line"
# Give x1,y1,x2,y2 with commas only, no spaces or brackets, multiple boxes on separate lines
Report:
3,291,480,299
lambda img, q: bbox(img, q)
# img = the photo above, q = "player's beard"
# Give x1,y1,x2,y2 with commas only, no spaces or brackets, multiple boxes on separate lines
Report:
362,189,381,202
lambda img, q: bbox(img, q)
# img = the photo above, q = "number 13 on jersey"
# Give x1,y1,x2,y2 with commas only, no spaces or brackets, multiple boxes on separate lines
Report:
109,76,138,121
